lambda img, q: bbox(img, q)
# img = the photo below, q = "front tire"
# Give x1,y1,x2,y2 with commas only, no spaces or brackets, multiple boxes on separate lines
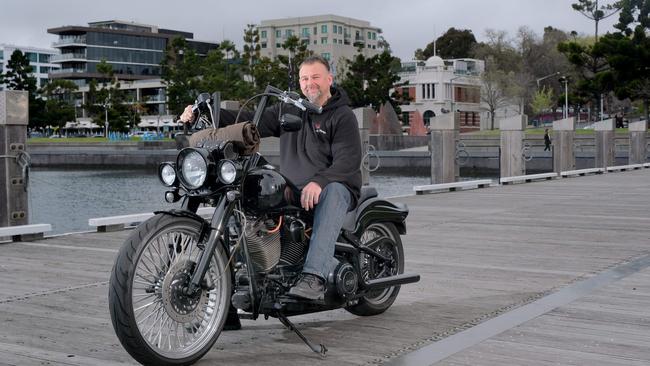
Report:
109,213,231,365
346,222,404,316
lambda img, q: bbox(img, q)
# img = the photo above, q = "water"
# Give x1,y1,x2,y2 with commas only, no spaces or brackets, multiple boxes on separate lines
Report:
27,168,431,235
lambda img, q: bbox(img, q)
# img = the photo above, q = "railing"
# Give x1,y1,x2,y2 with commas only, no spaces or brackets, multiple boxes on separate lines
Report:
52,36,87,46
50,68,87,74
50,52,87,62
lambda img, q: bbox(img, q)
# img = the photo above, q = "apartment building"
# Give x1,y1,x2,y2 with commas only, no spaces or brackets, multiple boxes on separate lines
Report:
0,44,60,89
47,20,219,88
257,14,383,75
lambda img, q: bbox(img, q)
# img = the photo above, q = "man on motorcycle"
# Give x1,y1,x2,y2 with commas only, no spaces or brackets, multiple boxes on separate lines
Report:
180,55,362,302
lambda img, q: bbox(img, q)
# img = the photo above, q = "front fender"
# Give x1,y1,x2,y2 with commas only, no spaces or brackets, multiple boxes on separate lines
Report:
350,198,408,237
153,209,213,247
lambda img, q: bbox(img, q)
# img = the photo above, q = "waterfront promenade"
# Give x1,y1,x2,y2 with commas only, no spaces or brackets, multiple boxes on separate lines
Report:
0,169,649,365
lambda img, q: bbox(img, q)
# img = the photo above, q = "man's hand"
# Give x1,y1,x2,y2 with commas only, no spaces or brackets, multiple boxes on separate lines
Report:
300,182,322,211
179,105,194,123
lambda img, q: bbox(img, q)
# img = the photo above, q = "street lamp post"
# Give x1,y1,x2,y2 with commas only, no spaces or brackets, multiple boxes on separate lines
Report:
559,76,569,119
103,95,110,138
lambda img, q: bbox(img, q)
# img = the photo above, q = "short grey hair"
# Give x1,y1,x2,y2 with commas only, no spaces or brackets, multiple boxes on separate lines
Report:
299,55,330,72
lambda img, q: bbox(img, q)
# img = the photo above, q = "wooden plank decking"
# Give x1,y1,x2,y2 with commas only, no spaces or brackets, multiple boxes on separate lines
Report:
0,169,649,365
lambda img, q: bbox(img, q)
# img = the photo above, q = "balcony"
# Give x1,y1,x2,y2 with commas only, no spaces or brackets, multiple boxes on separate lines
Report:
50,52,87,63
50,67,87,75
52,36,87,47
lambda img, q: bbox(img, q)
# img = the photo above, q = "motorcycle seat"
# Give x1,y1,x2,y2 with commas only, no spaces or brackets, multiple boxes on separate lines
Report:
341,186,377,232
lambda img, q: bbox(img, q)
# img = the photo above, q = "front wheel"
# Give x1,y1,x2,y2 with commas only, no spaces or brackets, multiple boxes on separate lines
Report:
109,213,231,365
346,222,404,316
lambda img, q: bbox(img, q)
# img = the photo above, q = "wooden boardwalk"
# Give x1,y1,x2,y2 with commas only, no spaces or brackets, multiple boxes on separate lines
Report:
0,169,649,365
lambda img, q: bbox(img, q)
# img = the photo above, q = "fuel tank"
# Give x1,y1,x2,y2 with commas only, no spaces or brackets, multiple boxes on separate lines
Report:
242,167,294,214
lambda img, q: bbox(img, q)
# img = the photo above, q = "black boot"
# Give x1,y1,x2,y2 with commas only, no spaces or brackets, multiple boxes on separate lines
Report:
287,273,325,301
223,304,241,331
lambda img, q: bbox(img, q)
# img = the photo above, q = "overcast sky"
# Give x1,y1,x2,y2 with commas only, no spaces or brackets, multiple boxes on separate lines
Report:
1,0,622,61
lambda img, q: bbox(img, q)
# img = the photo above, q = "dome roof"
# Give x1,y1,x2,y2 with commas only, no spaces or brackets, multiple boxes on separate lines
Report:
425,55,444,68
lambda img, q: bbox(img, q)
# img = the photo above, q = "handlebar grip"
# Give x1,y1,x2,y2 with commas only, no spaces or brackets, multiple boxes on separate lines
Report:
299,98,323,114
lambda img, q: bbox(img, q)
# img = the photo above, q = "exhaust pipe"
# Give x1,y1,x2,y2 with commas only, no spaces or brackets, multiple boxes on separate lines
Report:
364,273,420,290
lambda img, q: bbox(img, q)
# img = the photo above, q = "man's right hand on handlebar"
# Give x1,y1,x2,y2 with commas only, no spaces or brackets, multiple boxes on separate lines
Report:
179,105,194,124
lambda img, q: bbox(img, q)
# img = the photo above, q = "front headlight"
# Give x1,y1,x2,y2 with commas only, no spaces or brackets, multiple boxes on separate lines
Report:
178,149,208,189
158,162,177,187
218,160,237,184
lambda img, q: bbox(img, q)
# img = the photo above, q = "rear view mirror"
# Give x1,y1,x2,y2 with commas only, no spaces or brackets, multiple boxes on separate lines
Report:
280,114,303,132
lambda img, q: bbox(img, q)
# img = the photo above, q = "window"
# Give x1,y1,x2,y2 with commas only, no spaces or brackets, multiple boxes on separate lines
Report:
402,112,410,126
368,32,372,39
276,43,281,48
276,30,281,37
261,42,267,48
339,39,343,44
313,26,317,35
39,66,50,73
261,30,267,38
321,25,328,33
39,53,51,63
25,52,38,63
423,110,436,125
302,27,309,37
321,53,330,60
321,37,328,44
0,50,3,60
313,40,317,45
286,29,294,37
333,26,337,34
338,26,343,34
40,78,49,86
373,32,377,40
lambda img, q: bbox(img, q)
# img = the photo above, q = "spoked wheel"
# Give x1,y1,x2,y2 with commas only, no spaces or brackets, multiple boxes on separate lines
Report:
109,213,231,366
346,222,404,316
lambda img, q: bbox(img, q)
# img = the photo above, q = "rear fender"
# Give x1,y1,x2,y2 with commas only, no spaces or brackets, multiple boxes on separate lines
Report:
349,198,408,237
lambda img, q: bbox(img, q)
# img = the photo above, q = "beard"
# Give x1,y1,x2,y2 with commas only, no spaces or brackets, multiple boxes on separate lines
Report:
304,86,322,105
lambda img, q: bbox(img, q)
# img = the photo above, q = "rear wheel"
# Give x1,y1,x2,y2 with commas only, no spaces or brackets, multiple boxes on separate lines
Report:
346,222,404,316
109,213,231,365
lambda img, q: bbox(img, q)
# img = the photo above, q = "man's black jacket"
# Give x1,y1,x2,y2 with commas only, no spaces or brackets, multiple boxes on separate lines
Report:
216,86,362,205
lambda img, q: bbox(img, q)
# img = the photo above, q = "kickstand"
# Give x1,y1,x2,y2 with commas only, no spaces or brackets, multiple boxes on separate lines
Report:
277,313,327,356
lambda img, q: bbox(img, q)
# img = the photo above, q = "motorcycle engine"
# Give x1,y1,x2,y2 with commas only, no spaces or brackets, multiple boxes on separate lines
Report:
245,217,281,272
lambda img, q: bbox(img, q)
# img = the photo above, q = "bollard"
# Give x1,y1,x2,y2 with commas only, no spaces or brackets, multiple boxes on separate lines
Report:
353,107,373,186
428,112,459,184
552,117,576,173
628,120,648,164
594,119,615,169
499,114,527,178
0,90,29,228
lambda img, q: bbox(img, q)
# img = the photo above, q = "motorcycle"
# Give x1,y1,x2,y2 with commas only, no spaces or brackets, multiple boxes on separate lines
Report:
108,86,420,365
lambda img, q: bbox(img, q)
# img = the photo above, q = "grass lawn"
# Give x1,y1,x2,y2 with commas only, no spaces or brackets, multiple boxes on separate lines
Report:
28,137,173,143
463,128,629,136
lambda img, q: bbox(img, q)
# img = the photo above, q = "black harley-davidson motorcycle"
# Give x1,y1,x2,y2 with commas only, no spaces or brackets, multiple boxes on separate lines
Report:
108,86,420,365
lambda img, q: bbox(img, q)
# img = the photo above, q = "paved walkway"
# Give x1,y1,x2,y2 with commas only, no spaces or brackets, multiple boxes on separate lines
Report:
0,169,649,365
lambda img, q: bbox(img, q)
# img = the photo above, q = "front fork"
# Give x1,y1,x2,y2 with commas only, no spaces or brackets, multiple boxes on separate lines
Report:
185,192,238,295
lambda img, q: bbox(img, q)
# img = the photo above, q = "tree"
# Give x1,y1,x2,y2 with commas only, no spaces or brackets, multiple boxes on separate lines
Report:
276,35,313,91
0,50,50,129
161,37,204,115
39,79,79,131
530,86,555,115
340,47,402,113
85,60,130,133
596,0,650,122
242,24,261,87
1,50,37,91
572,0,623,41
415,28,477,60
481,56,519,130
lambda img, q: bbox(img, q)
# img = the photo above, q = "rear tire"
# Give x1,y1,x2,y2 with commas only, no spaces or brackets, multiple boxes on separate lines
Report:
346,222,404,316
109,213,231,365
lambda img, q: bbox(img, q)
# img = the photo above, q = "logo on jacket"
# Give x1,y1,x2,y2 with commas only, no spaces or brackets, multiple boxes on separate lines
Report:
313,121,327,135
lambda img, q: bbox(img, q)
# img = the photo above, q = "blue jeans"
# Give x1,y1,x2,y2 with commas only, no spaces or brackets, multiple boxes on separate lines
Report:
302,182,352,280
